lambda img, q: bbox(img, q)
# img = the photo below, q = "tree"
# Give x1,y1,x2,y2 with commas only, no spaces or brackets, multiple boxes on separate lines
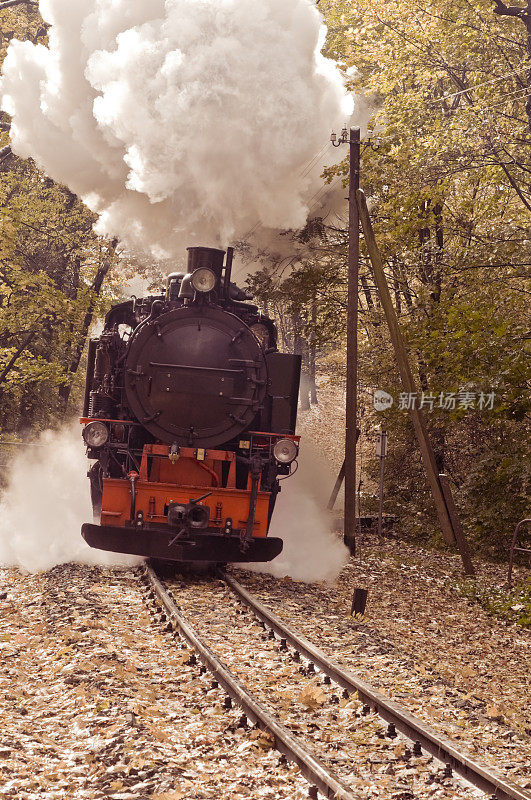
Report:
0,1,170,435
312,0,530,550
492,0,531,129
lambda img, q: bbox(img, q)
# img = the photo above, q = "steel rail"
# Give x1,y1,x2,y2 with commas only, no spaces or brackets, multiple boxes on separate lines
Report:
222,570,531,800
143,563,358,800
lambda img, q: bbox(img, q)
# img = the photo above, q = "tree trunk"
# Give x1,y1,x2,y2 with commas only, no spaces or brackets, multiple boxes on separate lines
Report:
299,369,311,411
309,348,318,404
58,240,117,412
432,203,443,302
391,258,402,314
493,0,531,130
0,326,40,387
360,272,376,314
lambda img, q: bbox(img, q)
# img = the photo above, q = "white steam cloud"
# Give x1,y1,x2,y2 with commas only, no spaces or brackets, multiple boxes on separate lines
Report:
0,425,140,573
1,0,354,258
252,443,348,582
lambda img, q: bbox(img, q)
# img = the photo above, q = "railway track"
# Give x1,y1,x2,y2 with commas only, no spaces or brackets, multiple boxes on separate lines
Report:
222,571,530,800
145,563,357,800
143,562,531,800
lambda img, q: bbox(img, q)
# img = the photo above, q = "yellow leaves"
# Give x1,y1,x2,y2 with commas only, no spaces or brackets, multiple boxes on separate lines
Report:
0,219,17,242
105,721,122,736
88,584,107,594
77,659,96,672
459,665,476,679
113,660,139,681
31,623,47,635
393,741,406,758
298,682,326,709
152,791,184,800
340,700,360,714
136,686,158,703
485,704,505,721
249,729,275,750
127,754,146,771
109,780,124,791
145,722,170,743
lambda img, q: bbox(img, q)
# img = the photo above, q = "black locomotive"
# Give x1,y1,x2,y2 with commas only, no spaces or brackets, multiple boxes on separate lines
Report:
81,246,301,563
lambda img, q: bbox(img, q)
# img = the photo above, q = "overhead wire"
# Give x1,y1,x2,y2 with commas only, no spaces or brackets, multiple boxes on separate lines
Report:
235,75,529,283
308,176,345,216
472,88,530,112
238,139,333,245
299,141,333,178
428,66,529,105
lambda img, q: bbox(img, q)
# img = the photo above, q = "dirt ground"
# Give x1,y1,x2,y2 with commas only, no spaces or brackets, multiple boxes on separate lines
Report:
244,372,530,787
234,537,531,788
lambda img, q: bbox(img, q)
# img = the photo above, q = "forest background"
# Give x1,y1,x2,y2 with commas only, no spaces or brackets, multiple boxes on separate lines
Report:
0,0,528,555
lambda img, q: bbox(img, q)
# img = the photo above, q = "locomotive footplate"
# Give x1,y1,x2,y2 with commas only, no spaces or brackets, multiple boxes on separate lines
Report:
81,523,283,563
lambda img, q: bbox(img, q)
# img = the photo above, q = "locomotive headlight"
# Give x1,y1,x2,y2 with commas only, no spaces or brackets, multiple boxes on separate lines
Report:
82,421,109,448
191,268,216,293
273,438,298,464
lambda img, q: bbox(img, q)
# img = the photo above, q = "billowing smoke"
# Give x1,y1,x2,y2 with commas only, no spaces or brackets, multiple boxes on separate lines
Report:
1,0,355,258
0,425,140,573
252,443,348,582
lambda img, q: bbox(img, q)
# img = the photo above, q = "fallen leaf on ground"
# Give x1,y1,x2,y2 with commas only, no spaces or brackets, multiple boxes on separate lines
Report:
299,684,326,709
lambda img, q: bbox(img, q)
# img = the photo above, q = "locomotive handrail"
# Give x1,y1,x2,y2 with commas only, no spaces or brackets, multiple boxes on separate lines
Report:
149,361,244,374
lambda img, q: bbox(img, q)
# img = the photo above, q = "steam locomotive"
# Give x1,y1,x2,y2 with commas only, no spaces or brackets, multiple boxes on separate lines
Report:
81,246,301,563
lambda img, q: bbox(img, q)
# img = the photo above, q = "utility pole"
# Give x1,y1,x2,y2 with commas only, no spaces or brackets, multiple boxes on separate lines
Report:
345,127,360,554
329,126,361,554
329,128,381,551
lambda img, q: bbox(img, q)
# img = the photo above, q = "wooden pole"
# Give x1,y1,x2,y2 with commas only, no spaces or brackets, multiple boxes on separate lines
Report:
439,474,475,575
328,461,345,512
344,127,361,555
327,429,360,511
356,189,475,575
377,430,387,537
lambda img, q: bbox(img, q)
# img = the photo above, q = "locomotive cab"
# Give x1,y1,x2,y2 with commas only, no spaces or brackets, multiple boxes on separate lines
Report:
81,245,301,564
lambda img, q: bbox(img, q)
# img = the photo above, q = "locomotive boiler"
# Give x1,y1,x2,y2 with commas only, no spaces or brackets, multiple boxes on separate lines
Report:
81,246,301,563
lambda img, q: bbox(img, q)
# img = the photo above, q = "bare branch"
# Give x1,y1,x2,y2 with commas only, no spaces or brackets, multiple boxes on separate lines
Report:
0,144,12,165
0,324,41,388
497,160,531,210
